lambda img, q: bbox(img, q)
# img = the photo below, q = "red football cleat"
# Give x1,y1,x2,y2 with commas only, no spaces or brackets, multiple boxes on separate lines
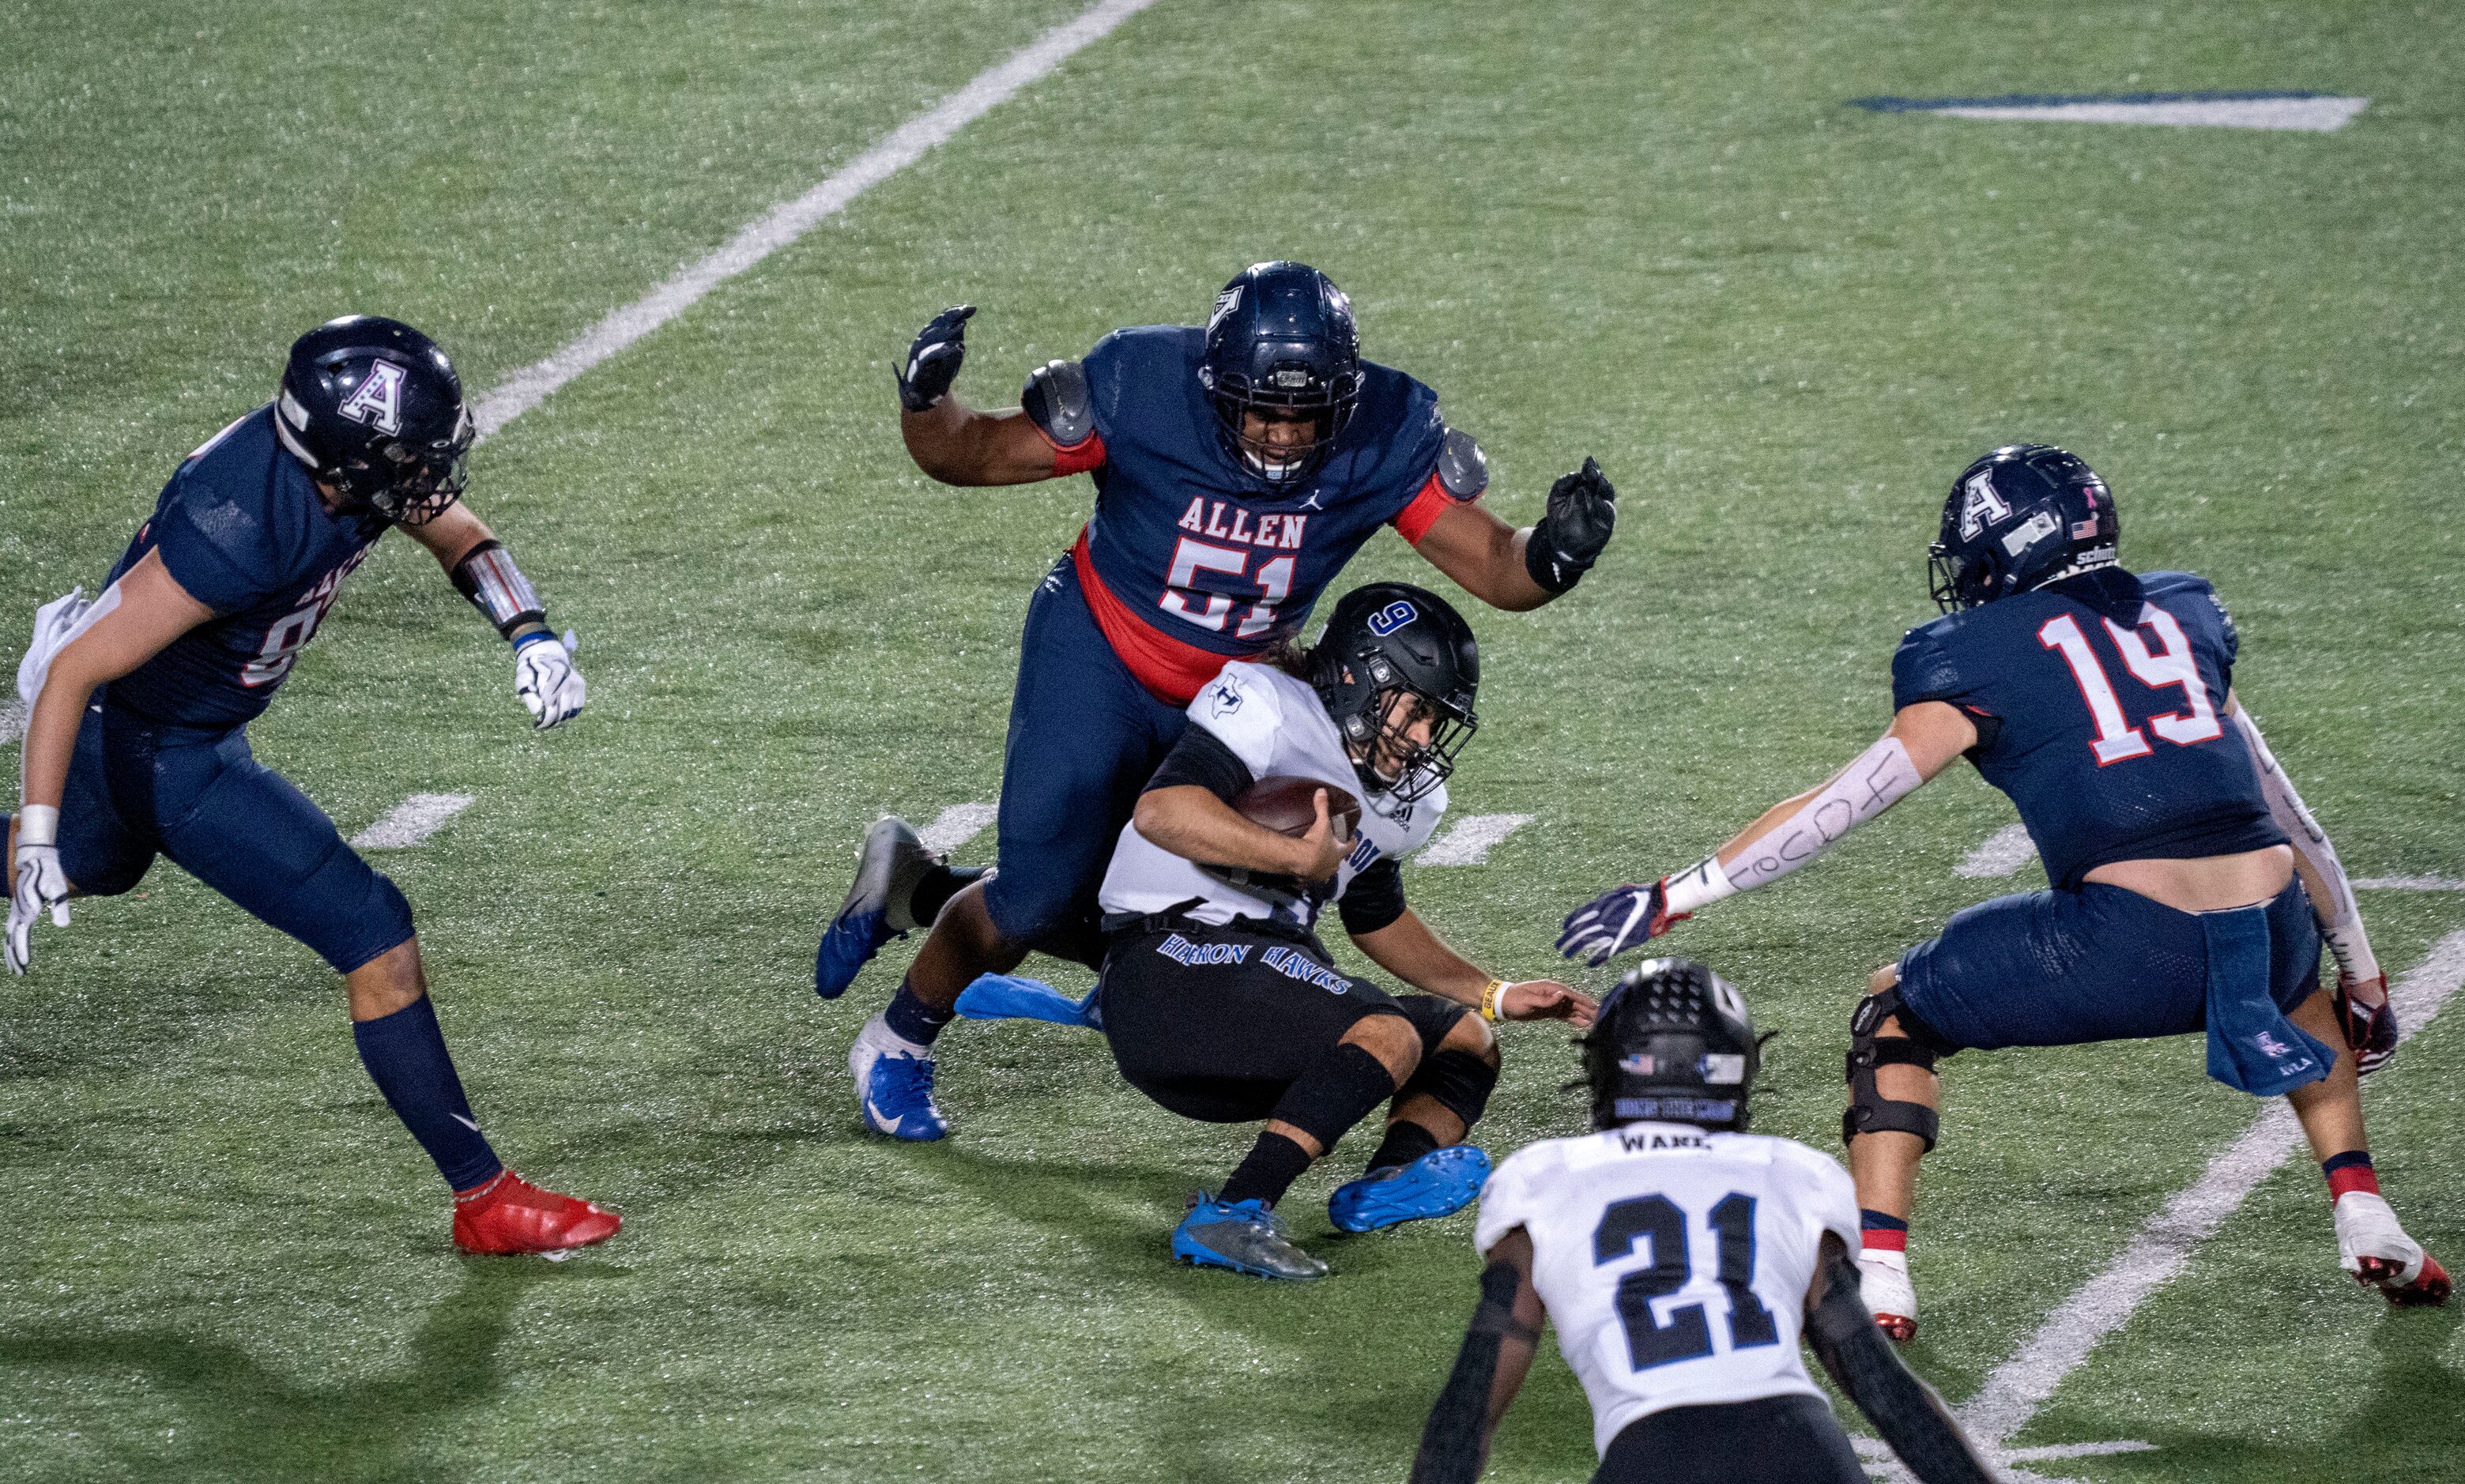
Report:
2356,1249,2452,1309
452,1170,621,1256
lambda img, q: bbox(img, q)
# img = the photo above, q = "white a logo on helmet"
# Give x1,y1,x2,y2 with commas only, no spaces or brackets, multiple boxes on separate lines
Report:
337,360,408,435
1957,469,2011,540
1208,285,1243,333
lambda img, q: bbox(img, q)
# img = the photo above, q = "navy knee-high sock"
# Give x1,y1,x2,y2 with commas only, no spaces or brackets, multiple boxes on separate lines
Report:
352,996,503,1192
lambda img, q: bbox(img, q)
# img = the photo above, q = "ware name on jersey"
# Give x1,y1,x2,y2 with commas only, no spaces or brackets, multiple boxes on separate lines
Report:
1060,326,1471,703
1892,567,2285,889
1475,1126,1860,1456
1097,661,1445,928
102,406,390,729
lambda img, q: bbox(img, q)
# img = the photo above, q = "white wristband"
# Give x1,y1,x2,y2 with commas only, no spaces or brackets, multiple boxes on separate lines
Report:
15,804,58,849
1662,853,1736,916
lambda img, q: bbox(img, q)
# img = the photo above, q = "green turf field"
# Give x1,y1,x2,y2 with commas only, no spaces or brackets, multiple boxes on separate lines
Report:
5,2,2462,1479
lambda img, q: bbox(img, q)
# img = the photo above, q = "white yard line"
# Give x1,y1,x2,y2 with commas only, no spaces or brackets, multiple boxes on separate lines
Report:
1954,823,2037,879
350,792,477,849
1954,929,2465,1455
470,0,1163,438
2357,876,2465,891
0,697,23,748
918,801,999,856
1412,812,1533,867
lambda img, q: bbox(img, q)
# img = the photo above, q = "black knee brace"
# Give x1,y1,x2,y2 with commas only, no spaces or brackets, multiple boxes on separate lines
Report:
1398,1048,1501,1131
1843,988,1951,1151
1271,1042,1401,1151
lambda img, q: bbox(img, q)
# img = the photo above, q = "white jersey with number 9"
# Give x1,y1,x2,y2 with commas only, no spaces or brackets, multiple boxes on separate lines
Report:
1474,1124,1862,1456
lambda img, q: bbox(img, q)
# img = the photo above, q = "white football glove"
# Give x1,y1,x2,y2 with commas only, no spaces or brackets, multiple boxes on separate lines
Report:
8,807,72,976
514,630,586,729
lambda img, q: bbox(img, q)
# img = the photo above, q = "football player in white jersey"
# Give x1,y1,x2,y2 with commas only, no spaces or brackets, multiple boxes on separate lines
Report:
1055,583,1592,1279
1411,959,1996,1484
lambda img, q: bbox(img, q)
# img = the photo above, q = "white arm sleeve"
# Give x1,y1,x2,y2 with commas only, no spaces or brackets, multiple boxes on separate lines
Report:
2232,705,2377,986
1714,735,1924,898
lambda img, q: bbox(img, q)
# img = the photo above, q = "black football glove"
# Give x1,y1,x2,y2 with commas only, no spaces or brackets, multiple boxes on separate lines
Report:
1525,456,1617,594
895,304,975,412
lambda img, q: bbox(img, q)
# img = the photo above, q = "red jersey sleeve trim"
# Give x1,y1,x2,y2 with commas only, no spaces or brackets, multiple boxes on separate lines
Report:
1036,424,1106,477
1070,532,1235,706
1390,469,1454,547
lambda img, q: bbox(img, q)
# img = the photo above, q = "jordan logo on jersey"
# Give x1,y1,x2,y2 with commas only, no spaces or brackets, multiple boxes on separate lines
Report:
337,360,408,435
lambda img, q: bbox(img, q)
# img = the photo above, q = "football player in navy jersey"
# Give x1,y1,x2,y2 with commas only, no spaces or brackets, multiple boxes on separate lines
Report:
818,261,1620,1141
1559,444,2445,1339
6,315,616,1256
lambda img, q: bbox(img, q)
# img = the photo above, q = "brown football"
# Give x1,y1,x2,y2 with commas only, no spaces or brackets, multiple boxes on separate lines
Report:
1235,775,1363,839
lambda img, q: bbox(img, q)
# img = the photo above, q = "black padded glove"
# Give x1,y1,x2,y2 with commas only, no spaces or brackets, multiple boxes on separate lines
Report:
1525,456,1617,594
895,304,975,412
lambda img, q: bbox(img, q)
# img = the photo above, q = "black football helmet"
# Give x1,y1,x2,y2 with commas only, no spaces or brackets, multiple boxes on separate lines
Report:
1927,443,2117,612
1306,582,1477,803
274,315,474,525
1197,261,1363,491
1581,958,1762,1132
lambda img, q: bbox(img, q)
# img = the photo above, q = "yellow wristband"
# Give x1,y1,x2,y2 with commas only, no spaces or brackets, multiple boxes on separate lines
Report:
1479,978,1507,1023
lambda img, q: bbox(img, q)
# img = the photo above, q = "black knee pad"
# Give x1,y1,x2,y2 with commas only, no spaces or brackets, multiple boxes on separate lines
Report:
1269,1041,1400,1151
1842,987,1951,1151
1399,1047,1500,1130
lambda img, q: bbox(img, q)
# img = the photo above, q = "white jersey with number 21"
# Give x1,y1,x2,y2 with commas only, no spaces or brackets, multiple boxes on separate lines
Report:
1474,1124,1862,1456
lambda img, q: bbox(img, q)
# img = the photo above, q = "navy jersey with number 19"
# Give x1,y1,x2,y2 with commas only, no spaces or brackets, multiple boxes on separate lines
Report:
1891,567,2286,890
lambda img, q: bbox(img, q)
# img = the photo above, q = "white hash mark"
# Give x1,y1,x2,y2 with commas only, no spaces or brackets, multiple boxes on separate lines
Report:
918,802,999,857
351,793,477,850
1930,96,2367,133
1954,823,2037,879
469,0,1164,438
1412,813,1535,867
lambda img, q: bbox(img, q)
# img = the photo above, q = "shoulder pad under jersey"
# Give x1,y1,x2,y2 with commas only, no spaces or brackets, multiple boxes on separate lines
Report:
1022,358,1095,446
1436,426,1489,499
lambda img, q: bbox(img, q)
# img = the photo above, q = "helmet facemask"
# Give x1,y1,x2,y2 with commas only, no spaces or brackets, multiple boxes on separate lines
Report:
1344,677,1476,803
1203,360,1361,491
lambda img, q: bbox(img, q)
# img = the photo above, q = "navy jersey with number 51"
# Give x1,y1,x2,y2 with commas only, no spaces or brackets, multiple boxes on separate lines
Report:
1049,326,1468,704
101,405,390,729
1891,567,2286,890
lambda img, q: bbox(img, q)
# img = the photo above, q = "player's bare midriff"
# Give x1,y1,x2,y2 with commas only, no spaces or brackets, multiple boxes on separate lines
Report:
2085,843,2295,914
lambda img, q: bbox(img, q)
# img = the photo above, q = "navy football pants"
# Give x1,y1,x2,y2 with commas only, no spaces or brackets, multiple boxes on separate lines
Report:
1896,879,2320,1051
980,557,1189,962
56,699,416,974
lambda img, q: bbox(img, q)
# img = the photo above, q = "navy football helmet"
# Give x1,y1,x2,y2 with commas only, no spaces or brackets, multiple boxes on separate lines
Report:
1581,959,1762,1132
275,315,474,525
1197,262,1363,491
1928,443,2118,612
1308,582,1477,803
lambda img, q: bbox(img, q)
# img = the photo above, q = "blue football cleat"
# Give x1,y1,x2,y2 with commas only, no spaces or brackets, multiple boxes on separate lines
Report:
953,974,1103,1030
849,1014,948,1140
815,817,937,1000
1327,1145,1492,1233
1171,1193,1327,1281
